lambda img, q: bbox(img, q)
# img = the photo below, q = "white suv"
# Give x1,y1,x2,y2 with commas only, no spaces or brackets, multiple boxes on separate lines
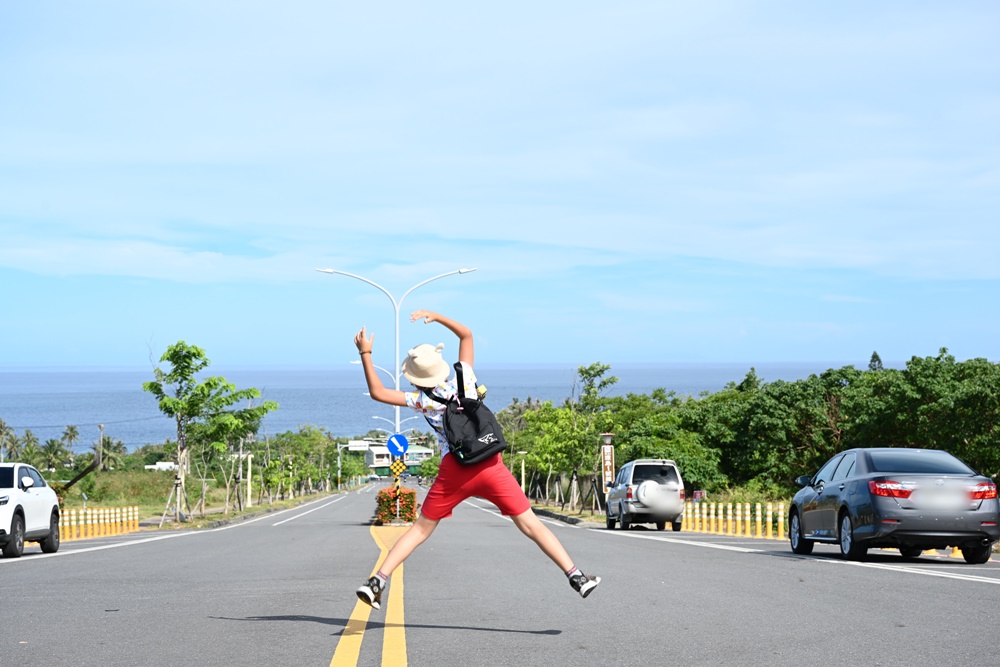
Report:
606,459,685,531
1,463,61,558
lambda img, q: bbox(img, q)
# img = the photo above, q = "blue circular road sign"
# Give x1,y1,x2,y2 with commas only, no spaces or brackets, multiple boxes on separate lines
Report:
386,433,409,457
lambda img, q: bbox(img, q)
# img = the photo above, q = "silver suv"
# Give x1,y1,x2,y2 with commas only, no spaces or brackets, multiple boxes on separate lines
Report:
606,459,685,531
0,463,61,558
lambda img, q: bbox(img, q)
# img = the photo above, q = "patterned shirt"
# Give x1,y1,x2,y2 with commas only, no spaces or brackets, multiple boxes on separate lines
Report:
404,362,478,457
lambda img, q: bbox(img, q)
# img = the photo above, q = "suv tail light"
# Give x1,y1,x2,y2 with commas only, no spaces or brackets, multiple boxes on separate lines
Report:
626,486,633,500
679,489,685,500
869,479,913,499
970,481,998,500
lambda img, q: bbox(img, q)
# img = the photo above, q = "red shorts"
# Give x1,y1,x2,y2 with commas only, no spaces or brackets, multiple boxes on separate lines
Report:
420,453,531,521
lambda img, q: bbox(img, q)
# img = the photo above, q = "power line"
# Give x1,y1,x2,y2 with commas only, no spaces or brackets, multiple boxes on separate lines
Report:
5,415,169,429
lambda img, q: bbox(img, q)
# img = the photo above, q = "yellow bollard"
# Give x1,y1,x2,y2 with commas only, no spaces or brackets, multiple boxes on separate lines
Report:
101,509,108,537
735,503,742,537
766,503,773,539
115,508,122,536
700,502,707,533
755,503,762,539
951,546,961,558
133,506,140,533
778,503,786,540
59,512,67,543
68,509,76,541
743,503,750,536
727,503,734,535
710,503,716,534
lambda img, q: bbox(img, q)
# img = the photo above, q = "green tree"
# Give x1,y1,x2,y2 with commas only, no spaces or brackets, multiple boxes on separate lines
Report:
98,437,127,471
61,424,80,463
417,456,440,479
868,351,884,372
40,438,70,471
144,341,275,521
19,431,41,468
0,419,15,463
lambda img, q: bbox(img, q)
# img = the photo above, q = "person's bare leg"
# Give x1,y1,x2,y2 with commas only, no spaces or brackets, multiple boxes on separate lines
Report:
509,509,575,572
377,514,440,577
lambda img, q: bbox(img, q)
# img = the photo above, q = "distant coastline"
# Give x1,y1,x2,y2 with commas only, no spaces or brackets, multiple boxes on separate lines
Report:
0,360,902,452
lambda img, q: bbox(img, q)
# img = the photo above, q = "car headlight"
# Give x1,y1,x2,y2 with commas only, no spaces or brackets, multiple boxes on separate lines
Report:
0,495,8,506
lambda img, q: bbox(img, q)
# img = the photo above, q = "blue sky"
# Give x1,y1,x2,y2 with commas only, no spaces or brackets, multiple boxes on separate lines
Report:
2,2,998,370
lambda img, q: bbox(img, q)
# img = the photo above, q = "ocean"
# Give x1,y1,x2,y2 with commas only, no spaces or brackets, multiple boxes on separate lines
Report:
0,362,852,453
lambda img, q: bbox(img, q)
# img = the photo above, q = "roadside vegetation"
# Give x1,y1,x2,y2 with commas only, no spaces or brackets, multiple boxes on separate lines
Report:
497,349,1000,519
2,346,998,529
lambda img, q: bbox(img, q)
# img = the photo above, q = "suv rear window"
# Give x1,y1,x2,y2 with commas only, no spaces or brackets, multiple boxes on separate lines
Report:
868,450,974,475
0,467,13,489
632,464,679,484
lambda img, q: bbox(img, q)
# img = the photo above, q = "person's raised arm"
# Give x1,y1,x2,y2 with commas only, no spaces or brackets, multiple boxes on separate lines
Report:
410,310,473,366
354,327,407,406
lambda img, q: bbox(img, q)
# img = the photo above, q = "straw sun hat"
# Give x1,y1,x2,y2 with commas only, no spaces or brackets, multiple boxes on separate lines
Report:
401,343,450,387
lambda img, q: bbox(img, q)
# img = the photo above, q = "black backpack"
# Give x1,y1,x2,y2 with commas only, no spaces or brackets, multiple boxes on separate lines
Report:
422,363,507,465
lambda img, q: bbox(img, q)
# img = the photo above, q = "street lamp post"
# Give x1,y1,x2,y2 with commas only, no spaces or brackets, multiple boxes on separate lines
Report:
318,267,477,433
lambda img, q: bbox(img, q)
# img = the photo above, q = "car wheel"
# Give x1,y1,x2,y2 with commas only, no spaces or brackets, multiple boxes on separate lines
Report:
898,546,922,560
789,511,814,555
619,507,631,531
671,520,683,532
655,520,666,531
3,514,25,558
40,512,60,553
960,544,993,564
839,512,867,561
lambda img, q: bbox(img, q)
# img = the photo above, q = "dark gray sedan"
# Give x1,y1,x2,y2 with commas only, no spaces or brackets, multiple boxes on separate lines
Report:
789,448,999,563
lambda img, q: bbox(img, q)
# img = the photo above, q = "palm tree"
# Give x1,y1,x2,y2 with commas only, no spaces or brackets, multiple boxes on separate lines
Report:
97,437,127,471
61,425,80,464
0,419,15,463
9,429,39,464
41,439,71,471
20,433,41,468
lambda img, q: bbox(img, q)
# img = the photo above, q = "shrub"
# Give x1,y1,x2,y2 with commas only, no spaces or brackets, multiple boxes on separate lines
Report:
376,486,417,524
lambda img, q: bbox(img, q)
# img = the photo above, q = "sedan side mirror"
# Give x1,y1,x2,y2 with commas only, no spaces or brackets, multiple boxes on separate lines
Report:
794,475,812,488
21,476,35,490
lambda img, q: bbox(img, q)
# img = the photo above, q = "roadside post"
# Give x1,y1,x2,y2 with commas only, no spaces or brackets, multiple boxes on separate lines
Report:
387,433,409,519
693,491,706,532
599,433,615,510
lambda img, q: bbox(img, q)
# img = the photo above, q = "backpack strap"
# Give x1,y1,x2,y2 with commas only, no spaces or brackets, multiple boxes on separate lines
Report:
455,363,465,400
421,387,449,405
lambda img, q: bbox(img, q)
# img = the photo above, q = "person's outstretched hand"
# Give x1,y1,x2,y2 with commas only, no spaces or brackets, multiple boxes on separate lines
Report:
410,310,440,324
354,327,374,354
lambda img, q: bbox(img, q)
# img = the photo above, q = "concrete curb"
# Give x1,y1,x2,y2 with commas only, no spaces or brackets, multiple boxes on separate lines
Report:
533,508,604,529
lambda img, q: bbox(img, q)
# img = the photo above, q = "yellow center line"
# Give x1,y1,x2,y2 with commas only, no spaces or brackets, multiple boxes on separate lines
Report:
330,525,409,667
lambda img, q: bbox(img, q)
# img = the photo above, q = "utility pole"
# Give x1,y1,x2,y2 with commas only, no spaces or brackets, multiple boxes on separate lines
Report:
97,424,105,469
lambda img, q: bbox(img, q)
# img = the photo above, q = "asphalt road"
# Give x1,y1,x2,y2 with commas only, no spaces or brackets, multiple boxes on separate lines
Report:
4,482,1000,667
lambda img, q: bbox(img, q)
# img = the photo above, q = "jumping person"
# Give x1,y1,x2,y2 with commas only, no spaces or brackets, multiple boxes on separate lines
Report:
353,310,601,609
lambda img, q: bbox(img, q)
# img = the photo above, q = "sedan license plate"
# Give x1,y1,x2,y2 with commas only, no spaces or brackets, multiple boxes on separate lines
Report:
913,489,966,510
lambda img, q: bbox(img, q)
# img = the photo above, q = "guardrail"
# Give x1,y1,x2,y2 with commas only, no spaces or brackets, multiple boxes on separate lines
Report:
681,501,787,539
60,507,141,542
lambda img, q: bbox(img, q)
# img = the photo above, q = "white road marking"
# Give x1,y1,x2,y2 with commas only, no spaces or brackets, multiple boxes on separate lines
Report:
0,493,346,565
595,529,763,553
462,499,569,527
273,496,346,526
